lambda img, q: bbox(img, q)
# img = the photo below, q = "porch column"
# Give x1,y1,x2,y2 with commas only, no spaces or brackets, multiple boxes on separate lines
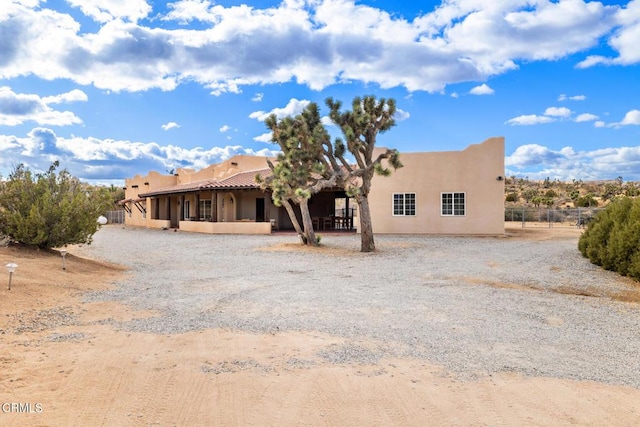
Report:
195,193,200,220
345,196,351,229
211,191,217,222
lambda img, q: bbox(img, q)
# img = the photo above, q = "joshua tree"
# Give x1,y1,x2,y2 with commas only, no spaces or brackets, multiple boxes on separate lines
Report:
326,95,402,252
257,103,341,246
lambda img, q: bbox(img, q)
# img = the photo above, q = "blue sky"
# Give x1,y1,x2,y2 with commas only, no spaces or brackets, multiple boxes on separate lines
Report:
1,0,639,185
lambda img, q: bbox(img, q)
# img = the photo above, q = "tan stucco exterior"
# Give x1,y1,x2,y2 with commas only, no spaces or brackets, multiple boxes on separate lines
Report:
121,137,505,235
368,137,505,235
122,156,278,234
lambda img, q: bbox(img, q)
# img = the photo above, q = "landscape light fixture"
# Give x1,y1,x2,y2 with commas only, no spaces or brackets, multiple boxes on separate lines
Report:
6,263,17,290
60,250,67,270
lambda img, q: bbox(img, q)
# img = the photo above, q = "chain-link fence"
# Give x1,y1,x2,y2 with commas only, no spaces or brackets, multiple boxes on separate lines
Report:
505,207,604,228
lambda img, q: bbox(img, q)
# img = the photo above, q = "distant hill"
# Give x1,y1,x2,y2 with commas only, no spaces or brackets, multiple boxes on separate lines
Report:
504,176,640,208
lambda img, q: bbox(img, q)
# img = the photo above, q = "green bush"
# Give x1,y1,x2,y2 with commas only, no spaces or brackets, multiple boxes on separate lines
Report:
0,162,113,249
575,193,598,207
578,197,640,280
505,192,519,202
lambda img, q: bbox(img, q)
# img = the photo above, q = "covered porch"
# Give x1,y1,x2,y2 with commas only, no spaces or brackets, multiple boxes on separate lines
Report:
137,175,276,234
134,176,356,235
286,189,357,232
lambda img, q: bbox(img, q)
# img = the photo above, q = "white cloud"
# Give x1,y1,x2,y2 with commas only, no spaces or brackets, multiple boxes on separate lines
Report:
506,144,563,168
249,98,310,122
0,86,84,126
595,120,606,128
321,116,334,126
251,93,264,102
505,115,555,126
575,113,599,122
619,109,640,126
0,0,631,95
219,125,231,132
594,109,640,128
162,0,216,24
578,0,640,68
65,0,152,23
544,107,572,117
43,89,88,104
394,108,410,121
0,127,281,181
161,122,180,131
469,83,494,95
558,94,586,101
450,92,459,98
506,143,640,181
576,55,610,68
253,132,273,143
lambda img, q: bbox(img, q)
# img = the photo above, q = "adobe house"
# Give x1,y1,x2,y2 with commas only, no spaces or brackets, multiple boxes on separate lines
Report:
120,137,504,235
120,155,354,234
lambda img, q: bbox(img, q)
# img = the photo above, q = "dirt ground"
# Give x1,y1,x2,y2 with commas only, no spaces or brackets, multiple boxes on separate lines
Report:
1,228,640,426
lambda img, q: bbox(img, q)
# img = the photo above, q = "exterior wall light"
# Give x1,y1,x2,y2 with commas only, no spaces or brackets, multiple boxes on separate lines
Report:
6,263,17,290
496,176,504,181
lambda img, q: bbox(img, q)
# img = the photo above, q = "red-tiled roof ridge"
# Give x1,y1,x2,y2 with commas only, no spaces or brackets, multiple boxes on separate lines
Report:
204,168,272,189
137,168,273,197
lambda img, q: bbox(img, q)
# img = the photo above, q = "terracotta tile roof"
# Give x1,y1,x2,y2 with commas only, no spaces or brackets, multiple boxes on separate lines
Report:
205,168,272,189
137,168,272,197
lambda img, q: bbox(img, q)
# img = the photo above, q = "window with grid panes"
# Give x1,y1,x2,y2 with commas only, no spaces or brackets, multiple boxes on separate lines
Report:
441,192,465,216
392,193,416,216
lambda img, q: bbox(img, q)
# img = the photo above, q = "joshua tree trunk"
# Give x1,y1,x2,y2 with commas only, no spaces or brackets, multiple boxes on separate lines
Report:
281,199,307,244
299,198,319,246
357,196,375,252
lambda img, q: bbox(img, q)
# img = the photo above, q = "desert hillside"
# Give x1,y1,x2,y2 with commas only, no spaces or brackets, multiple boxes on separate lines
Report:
503,176,639,208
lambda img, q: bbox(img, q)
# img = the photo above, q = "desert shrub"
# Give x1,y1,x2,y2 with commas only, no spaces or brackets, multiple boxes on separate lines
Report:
575,193,598,207
505,192,519,202
578,197,640,280
0,162,113,249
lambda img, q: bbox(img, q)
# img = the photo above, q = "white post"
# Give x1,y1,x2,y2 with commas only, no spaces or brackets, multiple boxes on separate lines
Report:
60,250,67,270
6,263,18,290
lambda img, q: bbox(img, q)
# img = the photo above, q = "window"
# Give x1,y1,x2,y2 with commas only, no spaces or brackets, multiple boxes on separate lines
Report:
393,193,416,216
183,200,190,219
441,192,465,216
199,200,212,220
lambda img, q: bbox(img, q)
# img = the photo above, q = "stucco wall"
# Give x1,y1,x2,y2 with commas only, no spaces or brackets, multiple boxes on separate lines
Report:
368,137,505,235
179,220,271,234
146,219,172,229
124,171,176,228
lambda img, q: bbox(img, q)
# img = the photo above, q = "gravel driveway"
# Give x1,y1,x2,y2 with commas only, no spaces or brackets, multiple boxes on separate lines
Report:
78,226,640,388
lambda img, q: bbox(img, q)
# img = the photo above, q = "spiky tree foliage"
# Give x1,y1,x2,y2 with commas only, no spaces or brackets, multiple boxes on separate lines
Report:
326,95,402,252
0,162,113,249
257,103,341,246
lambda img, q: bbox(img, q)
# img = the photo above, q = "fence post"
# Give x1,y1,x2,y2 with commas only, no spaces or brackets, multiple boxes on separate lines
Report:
578,208,581,229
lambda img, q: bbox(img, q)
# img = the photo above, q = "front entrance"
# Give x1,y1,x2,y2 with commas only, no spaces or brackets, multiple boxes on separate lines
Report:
256,198,265,222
